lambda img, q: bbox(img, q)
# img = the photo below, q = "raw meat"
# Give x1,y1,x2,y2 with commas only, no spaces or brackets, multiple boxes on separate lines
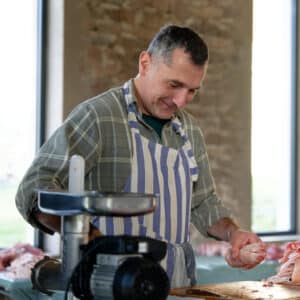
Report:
265,241,300,285
0,243,44,279
196,241,281,262
265,243,284,261
225,242,266,267
195,241,230,257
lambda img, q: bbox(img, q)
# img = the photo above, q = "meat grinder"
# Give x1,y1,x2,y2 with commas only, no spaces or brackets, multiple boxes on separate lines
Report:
31,155,169,300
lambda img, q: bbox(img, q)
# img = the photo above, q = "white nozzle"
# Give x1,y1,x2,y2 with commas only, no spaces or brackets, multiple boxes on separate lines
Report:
68,155,85,193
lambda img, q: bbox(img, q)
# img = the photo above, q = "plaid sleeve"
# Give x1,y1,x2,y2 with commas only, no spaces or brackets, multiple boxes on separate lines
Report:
189,123,232,236
15,102,100,230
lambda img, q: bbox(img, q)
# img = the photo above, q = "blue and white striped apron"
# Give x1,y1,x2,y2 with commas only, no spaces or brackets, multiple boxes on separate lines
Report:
92,81,199,287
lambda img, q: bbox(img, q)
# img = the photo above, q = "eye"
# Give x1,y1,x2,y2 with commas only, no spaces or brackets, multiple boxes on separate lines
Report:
169,81,181,88
188,88,199,95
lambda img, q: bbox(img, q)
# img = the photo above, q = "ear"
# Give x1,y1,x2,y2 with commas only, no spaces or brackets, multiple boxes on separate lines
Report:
138,51,152,76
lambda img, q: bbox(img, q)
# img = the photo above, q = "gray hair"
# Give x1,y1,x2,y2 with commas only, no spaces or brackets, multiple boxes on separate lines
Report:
147,24,208,66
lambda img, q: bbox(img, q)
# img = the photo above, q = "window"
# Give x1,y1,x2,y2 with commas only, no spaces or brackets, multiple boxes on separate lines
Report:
0,1,38,246
251,0,297,234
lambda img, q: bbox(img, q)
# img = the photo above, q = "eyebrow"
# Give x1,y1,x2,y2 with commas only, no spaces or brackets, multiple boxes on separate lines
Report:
170,79,201,90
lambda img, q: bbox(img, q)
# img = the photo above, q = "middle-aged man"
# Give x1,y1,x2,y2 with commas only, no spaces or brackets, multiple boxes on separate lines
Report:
16,24,265,288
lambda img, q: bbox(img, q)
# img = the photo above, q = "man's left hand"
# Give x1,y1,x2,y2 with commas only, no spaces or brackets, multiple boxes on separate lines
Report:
226,229,266,269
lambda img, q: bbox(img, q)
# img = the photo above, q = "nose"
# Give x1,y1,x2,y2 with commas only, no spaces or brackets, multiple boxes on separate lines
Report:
172,89,190,108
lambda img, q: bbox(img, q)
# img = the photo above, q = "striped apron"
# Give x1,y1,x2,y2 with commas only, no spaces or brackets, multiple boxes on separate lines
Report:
92,81,199,287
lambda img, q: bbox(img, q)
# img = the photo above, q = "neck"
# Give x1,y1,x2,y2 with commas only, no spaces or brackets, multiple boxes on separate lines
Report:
133,76,147,114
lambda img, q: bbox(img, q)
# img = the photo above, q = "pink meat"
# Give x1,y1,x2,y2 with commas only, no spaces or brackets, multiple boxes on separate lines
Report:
195,241,283,261
195,241,230,256
265,240,300,285
279,241,300,263
0,243,45,279
239,242,266,264
265,243,284,261
225,242,266,267
2,253,44,279
0,249,18,270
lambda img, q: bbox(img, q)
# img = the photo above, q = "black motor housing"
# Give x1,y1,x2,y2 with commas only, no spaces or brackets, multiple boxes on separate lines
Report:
72,235,170,300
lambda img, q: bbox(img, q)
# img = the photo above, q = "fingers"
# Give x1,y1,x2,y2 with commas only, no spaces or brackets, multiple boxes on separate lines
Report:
229,230,252,258
230,229,266,260
226,249,265,269
226,238,266,269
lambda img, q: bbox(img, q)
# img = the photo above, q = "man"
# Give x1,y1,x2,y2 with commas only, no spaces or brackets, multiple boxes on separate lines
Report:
16,25,265,287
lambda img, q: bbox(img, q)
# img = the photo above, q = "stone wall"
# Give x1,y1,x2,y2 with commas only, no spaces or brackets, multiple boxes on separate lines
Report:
63,0,253,232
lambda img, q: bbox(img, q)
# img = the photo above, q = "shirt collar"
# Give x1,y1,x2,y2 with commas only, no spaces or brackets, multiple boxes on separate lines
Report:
123,79,137,106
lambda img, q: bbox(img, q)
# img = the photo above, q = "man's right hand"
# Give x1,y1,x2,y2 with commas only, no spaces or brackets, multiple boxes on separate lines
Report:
35,211,102,240
89,223,102,240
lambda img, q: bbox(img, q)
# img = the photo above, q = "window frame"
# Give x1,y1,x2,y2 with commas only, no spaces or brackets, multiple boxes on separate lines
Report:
34,0,47,248
254,0,299,237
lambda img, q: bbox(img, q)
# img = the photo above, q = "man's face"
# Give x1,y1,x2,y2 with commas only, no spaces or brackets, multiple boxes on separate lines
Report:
135,48,207,119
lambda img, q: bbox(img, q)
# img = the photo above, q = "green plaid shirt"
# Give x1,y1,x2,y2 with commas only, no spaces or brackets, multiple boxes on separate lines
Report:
15,79,231,236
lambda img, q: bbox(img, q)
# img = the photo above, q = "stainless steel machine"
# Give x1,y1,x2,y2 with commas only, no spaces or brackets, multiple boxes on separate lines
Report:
31,156,170,300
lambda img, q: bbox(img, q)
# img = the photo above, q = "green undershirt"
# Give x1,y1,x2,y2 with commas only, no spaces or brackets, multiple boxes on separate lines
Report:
142,114,169,138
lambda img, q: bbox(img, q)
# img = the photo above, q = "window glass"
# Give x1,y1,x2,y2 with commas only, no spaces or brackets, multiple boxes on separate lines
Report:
251,0,295,233
0,0,37,246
